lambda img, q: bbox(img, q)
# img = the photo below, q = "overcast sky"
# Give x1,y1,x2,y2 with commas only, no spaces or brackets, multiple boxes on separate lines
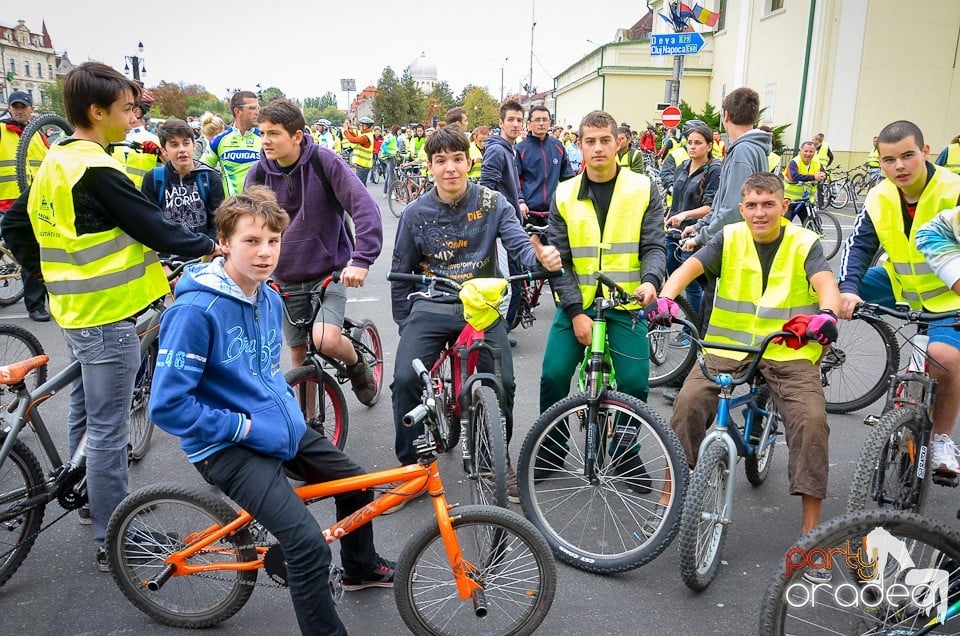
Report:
8,0,640,107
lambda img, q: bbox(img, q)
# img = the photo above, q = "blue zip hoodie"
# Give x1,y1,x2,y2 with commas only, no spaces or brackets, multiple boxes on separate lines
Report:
516,132,576,212
149,259,306,462
479,133,522,219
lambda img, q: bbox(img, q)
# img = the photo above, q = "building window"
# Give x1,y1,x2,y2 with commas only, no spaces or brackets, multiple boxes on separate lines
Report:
48,64,53,77
717,0,727,31
766,0,784,13
37,62,42,77
763,84,776,123
9,59,14,75
24,62,30,77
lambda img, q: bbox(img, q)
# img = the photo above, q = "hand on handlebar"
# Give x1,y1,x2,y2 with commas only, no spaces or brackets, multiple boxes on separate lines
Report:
807,311,838,345
774,312,838,349
643,297,678,327
839,292,862,320
340,265,369,287
531,235,562,271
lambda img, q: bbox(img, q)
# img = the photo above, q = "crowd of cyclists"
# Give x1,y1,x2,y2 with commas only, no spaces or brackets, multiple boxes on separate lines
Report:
4,58,960,634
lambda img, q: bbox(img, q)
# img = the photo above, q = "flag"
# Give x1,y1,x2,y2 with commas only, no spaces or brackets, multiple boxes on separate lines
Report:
692,3,721,27
678,2,697,21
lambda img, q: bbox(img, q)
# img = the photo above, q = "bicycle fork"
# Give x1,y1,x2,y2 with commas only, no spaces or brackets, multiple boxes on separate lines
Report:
696,391,737,528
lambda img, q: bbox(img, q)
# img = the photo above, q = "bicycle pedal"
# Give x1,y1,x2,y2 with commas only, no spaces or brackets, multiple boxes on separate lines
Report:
932,472,960,488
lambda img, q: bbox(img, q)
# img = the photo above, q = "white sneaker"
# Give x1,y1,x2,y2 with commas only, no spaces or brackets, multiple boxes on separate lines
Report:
932,434,960,475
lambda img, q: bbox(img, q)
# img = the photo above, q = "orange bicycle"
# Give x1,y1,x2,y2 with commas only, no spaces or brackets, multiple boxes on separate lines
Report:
103,359,557,635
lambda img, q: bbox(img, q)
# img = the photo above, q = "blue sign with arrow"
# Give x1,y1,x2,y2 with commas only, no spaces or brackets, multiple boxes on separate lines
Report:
650,32,705,56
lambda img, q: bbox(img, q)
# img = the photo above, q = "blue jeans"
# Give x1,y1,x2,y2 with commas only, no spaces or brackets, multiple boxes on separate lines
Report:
65,321,140,546
860,266,960,348
382,156,396,194
665,237,702,315
197,428,376,636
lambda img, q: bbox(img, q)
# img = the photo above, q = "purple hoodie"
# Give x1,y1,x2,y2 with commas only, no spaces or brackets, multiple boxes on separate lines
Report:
246,134,383,282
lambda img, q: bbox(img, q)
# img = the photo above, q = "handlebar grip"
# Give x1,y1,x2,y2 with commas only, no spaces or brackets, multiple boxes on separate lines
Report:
403,404,430,428
387,272,428,283
411,358,429,377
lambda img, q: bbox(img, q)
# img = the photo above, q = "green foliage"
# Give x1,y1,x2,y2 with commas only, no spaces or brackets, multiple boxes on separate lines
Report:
461,86,499,128
400,71,427,125
260,86,285,104
303,107,322,125
678,100,721,130
303,92,338,110
41,78,65,115
373,67,409,127
318,106,345,126
429,81,455,114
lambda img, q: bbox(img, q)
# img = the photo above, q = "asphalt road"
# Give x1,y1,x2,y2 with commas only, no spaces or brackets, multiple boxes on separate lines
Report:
1,182,957,636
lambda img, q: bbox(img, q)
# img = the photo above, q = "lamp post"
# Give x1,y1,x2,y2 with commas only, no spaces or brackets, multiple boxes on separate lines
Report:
123,41,146,87
500,57,509,102
529,1,536,97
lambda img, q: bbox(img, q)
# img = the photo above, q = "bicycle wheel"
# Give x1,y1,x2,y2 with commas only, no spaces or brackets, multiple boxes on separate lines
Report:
677,443,730,591
388,180,411,218
0,245,24,307
821,315,898,414
517,391,688,573
129,342,157,461
284,366,349,450
0,432,45,588
648,294,702,388
744,388,779,487
828,181,849,209
16,113,72,191
369,162,379,184
0,323,47,388
432,354,461,450
758,509,960,636
394,504,557,636
806,210,843,260
349,318,383,406
105,483,257,628
508,281,533,331
847,405,931,514
468,385,507,508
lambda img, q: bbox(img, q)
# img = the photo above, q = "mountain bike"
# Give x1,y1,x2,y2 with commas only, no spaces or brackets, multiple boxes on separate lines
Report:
509,222,550,330
388,162,428,218
675,316,793,591
0,323,46,394
847,303,960,515
654,230,705,388
758,508,960,636
272,274,384,451
0,243,25,307
387,270,560,508
790,184,844,260
517,272,688,573
103,358,557,635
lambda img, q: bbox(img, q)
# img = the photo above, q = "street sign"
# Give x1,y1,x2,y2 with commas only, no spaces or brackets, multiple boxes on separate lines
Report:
340,78,356,91
661,106,682,128
650,32,705,56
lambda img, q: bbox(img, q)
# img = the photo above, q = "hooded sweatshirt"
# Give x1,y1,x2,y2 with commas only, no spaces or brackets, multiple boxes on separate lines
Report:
245,134,383,282
149,259,306,462
693,127,773,246
140,160,224,245
479,133,522,219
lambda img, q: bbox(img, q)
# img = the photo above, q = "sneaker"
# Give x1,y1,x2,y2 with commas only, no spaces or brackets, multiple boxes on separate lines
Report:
342,555,395,591
669,332,692,348
346,358,378,406
662,388,679,403
802,554,833,584
78,506,91,526
641,503,667,538
507,465,520,504
29,309,50,322
96,547,109,573
932,434,960,476
612,449,652,494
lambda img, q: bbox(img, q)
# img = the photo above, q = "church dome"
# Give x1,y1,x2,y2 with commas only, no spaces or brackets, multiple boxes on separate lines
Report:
407,52,437,81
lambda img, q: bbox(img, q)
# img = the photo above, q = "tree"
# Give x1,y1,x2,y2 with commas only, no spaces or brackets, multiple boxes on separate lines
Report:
303,92,338,111
428,81,455,115
461,86,500,129
303,107,322,125
260,86,285,104
150,81,188,119
373,67,408,127
399,71,427,125
318,106,345,126
41,78,65,115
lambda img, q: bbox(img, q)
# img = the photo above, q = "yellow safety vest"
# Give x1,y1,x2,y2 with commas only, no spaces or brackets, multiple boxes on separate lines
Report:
468,141,483,179
712,139,726,159
556,169,650,310
815,142,831,165
867,147,880,170
706,220,822,363
944,143,960,175
351,131,374,169
783,154,822,201
768,151,780,173
28,140,168,328
865,166,960,311
669,145,689,166
0,123,46,201
111,145,159,188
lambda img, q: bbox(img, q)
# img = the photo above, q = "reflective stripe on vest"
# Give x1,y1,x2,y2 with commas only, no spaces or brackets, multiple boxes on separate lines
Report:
866,166,960,311
0,125,46,200
28,140,168,328
352,132,374,168
815,143,830,164
705,220,822,362
945,143,960,175
783,155,821,200
111,144,159,188
556,170,650,309
468,141,483,179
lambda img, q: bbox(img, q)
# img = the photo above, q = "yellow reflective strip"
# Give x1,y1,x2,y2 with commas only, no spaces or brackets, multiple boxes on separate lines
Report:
0,175,17,183
570,247,596,258
602,271,643,283
0,159,15,167
705,327,755,345
756,304,818,320
46,260,152,295
603,242,637,255
713,297,757,314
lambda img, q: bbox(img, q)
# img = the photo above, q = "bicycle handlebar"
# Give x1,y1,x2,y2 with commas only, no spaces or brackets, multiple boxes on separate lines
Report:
161,258,201,281
403,358,433,428
387,269,563,292
854,301,960,326
269,272,341,301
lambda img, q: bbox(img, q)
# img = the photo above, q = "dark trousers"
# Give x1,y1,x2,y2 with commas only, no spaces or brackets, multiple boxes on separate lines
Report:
21,265,46,313
392,306,515,465
197,428,376,636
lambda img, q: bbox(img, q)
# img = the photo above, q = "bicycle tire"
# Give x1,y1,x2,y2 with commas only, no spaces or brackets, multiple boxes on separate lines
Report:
433,354,461,451
468,385,508,508
388,180,411,218
758,509,960,636
105,482,257,628
508,281,533,331
822,315,899,414
677,443,730,591
0,432,45,588
284,366,349,450
805,210,843,260
0,322,47,388
129,342,157,461
16,113,72,192
349,318,383,406
744,388,779,487
517,390,688,573
828,181,849,210
847,405,931,514
0,244,24,307
369,163,379,184
648,294,702,388
394,504,557,636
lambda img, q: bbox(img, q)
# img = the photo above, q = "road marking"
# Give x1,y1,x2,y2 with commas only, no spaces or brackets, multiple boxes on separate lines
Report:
347,298,380,303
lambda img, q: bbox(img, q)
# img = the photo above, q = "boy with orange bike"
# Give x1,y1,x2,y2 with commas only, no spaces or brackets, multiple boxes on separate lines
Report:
149,187,394,636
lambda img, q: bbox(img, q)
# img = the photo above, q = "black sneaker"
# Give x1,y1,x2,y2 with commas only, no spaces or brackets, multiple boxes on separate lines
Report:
96,547,109,573
78,506,91,526
342,555,395,591
533,453,564,483
346,359,378,406
613,450,652,494
507,464,520,504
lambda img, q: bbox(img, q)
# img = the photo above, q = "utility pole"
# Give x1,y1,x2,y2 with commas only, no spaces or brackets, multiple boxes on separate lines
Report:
500,57,509,102
529,0,536,99
669,1,683,106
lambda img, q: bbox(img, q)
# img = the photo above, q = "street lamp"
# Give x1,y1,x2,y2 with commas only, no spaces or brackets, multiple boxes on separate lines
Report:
500,57,509,102
123,41,146,86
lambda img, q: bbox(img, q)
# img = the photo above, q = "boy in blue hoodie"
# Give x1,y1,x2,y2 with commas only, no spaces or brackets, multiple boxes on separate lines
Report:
149,186,393,636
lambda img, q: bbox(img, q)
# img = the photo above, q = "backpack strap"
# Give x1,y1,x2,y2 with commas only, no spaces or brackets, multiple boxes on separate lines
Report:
151,166,166,206
197,170,209,204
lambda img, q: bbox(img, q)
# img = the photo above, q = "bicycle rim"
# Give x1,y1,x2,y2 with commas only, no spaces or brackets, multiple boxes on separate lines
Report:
678,443,730,591
469,386,507,508
129,344,157,461
759,509,960,636
394,505,557,636
351,319,383,405
0,433,45,588
0,246,24,307
0,323,47,390
284,366,349,450
822,315,898,414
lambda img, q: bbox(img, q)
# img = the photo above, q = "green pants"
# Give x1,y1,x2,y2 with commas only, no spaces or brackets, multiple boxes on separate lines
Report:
539,307,651,413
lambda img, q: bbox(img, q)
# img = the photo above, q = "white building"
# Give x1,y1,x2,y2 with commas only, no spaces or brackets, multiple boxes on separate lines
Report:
0,19,57,108
406,52,437,92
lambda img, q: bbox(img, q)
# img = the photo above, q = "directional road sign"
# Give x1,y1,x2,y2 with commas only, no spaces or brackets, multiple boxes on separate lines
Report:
650,32,705,56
